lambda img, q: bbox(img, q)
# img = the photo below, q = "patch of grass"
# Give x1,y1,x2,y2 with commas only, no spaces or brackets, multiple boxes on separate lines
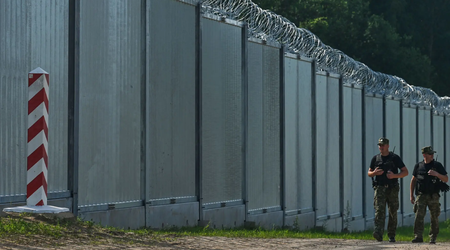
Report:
157,221,450,242
2,212,450,247
0,213,166,248
0,213,65,237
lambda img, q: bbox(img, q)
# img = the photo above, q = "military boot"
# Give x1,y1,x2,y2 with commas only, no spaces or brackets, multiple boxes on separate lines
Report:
430,237,436,244
411,237,423,243
372,232,382,242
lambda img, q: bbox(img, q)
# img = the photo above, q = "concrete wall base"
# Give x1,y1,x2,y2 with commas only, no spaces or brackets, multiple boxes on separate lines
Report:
365,219,374,230
347,217,365,232
284,212,315,231
397,211,403,227
79,206,145,230
402,214,415,227
146,202,199,229
246,210,283,230
438,211,445,222
446,210,450,220
202,205,245,229
316,216,342,232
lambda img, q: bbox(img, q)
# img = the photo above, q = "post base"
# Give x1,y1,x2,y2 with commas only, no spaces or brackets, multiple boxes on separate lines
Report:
3,205,69,214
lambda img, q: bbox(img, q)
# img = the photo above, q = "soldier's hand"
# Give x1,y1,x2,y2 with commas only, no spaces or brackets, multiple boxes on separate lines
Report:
410,195,415,204
428,170,438,177
386,170,394,179
374,167,384,175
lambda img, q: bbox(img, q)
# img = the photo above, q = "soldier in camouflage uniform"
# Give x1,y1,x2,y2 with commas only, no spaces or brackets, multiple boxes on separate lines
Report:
410,146,448,244
368,137,408,242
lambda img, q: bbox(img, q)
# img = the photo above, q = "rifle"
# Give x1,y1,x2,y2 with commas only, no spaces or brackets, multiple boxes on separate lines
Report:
371,146,396,188
433,154,450,193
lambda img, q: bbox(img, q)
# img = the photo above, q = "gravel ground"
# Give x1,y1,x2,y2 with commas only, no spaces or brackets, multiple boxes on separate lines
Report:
1,236,450,250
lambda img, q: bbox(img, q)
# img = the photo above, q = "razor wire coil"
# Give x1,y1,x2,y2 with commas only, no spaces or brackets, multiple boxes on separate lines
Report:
200,0,450,114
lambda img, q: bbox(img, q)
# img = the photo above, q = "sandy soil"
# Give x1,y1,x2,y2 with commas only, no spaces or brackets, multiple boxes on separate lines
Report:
1,236,450,250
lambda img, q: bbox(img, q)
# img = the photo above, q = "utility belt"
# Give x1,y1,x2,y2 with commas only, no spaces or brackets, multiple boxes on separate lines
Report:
416,191,439,195
373,182,398,189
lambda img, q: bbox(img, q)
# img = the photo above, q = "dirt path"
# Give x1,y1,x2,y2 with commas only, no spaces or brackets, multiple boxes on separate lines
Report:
1,237,450,250
165,237,450,250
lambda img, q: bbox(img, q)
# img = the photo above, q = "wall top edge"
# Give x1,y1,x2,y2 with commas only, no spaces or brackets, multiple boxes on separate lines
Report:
202,13,244,27
343,82,364,90
248,37,281,48
418,105,433,111
403,103,417,108
328,72,341,79
176,0,199,6
433,112,446,117
284,52,314,63
365,93,383,98
385,96,402,101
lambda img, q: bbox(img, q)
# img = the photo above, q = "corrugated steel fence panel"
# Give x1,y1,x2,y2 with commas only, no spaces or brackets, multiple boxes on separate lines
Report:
418,108,432,148
342,83,363,219
283,56,299,212
284,55,315,214
364,95,383,222
385,98,402,223
146,0,197,200
385,98,401,155
315,73,341,224
261,43,281,210
0,0,27,197
201,16,243,204
401,105,417,218
77,0,142,206
446,116,450,213
248,41,264,210
0,0,69,197
247,40,281,211
432,114,445,216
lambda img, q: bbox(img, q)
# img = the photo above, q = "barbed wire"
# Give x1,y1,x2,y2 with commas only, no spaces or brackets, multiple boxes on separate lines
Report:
200,0,450,114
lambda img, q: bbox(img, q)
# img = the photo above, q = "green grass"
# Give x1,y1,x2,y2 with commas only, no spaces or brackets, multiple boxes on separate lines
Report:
2,213,450,244
155,220,450,242
0,213,66,237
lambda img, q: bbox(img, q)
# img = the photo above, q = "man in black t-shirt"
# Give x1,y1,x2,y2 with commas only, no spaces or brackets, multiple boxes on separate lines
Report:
368,137,408,243
410,146,448,244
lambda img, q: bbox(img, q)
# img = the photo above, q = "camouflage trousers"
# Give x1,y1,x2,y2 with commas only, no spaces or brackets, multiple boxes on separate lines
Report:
373,184,399,238
413,193,441,239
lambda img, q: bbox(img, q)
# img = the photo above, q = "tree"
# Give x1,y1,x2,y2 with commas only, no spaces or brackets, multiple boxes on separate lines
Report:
252,0,450,96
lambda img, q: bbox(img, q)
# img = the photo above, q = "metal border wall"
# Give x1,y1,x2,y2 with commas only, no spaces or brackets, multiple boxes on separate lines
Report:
283,53,315,230
0,0,69,202
2,0,450,232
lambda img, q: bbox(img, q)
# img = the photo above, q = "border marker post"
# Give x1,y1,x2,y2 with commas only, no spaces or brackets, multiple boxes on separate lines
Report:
3,67,69,214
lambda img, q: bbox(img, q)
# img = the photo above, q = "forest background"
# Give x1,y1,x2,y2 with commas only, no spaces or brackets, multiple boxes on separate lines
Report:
252,0,450,97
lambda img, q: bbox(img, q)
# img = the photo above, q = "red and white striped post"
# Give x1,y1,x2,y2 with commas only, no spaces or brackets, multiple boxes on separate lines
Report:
27,67,49,206
3,67,68,214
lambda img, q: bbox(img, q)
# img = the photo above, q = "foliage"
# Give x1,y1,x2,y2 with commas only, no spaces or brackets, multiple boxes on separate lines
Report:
0,213,65,237
252,0,450,96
